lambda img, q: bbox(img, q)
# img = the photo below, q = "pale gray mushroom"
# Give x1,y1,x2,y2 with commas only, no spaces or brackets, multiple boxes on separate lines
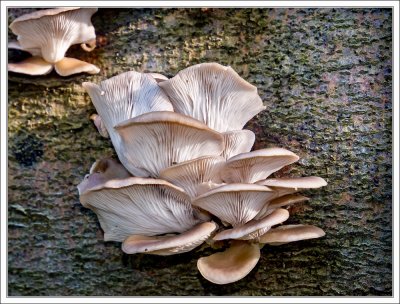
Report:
221,129,255,160
256,176,327,195
122,221,218,255
192,183,276,227
8,8,100,76
197,240,260,285
159,156,225,199
213,208,290,241
114,111,225,177
78,175,202,242
259,224,325,245
83,72,174,176
220,148,300,184
158,62,266,132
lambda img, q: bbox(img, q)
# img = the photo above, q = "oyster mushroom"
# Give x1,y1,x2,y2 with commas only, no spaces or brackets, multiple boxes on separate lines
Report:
221,129,255,160
220,148,300,184
197,240,260,285
259,224,326,245
83,72,174,176
192,183,276,227
114,111,225,177
78,174,202,242
256,176,328,196
8,7,100,76
122,221,218,255
159,62,266,132
159,156,225,199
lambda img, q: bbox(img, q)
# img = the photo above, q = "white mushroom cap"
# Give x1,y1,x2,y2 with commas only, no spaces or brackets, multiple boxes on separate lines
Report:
54,57,100,76
115,111,225,177
10,8,98,63
197,241,260,285
8,56,53,75
79,176,201,242
159,62,266,132
83,72,173,176
122,221,217,255
254,194,309,220
159,156,225,198
213,208,289,241
221,129,255,160
259,224,325,245
192,183,276,226
220,148,300,183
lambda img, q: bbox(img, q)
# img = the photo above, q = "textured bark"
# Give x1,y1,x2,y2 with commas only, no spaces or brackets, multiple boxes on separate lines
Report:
8,8,392,296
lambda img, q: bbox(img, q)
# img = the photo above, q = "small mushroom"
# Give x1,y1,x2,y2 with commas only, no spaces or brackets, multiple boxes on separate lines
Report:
221,129,255,160
122,222,218,255
254,194,309,220
197,240,260,284
159,156,225,199
114,111,225,177
159,62,266,132
220,148,300,184
192,183,276,227
78,175,201,242
213,208,290,241
256,176,327,196
8,8,100,76
259,224,325,245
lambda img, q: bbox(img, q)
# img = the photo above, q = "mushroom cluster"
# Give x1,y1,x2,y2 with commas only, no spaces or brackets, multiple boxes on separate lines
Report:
8,7,100,76
78,62,327,284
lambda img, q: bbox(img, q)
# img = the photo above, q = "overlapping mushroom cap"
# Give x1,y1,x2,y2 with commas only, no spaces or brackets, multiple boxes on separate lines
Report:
159,62,266,132
8,8,100,76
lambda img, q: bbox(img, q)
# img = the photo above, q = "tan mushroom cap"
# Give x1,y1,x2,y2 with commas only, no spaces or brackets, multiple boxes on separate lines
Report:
8,56,53,75
221,129,255,160
257,176,327,190
259,224,325,245
197,241,260,284
159,156,224,198
115,111,225,177
192,183,276,227
213,208,289,241
122,221,217,255
54,57,100,76
79,176,201,241
10,8,98,63
159,62,266,132
220,148,300,184
254,194,309,220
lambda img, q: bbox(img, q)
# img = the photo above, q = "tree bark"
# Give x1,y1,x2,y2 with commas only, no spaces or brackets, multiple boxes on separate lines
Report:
8,8,392,296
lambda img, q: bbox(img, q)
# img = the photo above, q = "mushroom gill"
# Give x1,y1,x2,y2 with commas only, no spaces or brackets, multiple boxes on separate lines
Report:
8,8,100,76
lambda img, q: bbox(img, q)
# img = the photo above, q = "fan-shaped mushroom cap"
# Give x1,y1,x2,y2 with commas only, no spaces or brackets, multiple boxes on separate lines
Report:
8,56,53,75
221,130,255,160
10,8,98,63
122,221,217,255
54,57,100,76
256,176,327,190
197,241,260,284
192,183,276,227
115,111,225,177
158,62,266,132
213,208,289,241
254,194,309,220
220,148,300,184
79,176,201,242
83,72,173,176
159,156,224,198
259,224,325,245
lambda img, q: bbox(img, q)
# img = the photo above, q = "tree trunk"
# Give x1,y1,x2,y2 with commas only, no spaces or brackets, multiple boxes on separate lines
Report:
8,8,392,296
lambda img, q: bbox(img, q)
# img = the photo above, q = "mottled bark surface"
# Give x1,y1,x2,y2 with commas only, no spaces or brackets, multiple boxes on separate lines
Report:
8,8,392,296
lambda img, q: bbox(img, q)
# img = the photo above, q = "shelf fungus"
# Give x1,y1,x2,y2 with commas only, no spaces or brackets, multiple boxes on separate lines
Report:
78,63,327,285
8,8,100,76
